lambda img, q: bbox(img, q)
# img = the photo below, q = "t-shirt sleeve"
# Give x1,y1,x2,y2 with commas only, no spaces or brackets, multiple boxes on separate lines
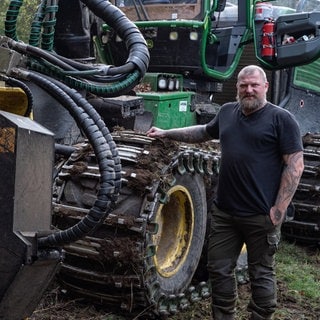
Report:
205,109,220,139
278,110,303,155
205,102,236,139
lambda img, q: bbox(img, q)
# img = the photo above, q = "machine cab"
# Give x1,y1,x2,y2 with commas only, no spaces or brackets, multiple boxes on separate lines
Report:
254,1,320,69
99,0,320,81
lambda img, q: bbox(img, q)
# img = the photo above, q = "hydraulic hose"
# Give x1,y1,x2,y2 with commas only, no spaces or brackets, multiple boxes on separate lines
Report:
7,35,143,96
29,0,58,51
27,57,141,97
4,0,23,41
28,0,47,47
49,52,136,79
43,74,122,194
3,76,33,117
8,39,78,72
5,0,150,96
80,0,150,75
39,0,58,50
12,69,119,247
54,143,77,157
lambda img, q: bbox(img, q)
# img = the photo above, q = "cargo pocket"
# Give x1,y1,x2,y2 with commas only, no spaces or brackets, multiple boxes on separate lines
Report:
261,223,281,267
267,226,281,253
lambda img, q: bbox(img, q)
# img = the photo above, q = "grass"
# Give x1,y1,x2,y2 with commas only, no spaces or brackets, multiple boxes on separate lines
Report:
276,241,320,303
272,241,320,319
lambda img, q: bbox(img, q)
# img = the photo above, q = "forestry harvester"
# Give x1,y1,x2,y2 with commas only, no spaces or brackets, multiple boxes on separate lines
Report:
0,0,319,318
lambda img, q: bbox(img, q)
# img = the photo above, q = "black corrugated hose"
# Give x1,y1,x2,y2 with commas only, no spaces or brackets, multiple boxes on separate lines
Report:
3,76,33,117
80,0,149,75
15,69,121,247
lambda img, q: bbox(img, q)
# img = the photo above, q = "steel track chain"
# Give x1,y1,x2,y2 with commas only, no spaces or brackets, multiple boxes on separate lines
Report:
52,131,220,317
282,133,320,243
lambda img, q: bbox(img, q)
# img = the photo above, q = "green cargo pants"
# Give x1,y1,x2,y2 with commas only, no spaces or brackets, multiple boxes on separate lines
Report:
207,205,281,320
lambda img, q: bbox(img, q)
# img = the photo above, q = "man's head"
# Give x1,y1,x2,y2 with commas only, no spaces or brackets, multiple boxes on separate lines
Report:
236,65,269,115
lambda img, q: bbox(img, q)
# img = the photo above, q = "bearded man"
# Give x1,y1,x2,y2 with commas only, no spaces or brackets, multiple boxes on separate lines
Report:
147,65,304,319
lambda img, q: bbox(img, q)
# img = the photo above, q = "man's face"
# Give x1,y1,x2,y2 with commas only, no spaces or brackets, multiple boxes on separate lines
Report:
236,71,269,113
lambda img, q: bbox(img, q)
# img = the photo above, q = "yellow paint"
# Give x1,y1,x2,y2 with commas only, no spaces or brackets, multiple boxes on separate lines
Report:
0,87,29,116
153,185,194,278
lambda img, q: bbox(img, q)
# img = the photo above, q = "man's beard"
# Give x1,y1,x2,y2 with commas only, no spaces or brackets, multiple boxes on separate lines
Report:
237,95,264,114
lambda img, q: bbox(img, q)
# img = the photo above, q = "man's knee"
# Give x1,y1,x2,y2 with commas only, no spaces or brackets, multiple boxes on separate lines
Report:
208,257,238,296
249,262,276,298
209,258,238,319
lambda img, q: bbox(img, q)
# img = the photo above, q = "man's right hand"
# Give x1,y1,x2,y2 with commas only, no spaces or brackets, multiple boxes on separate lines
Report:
146,126,166,138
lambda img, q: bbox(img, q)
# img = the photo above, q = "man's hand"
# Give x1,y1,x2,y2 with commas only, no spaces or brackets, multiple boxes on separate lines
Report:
146,126,166,138
269,206,285,226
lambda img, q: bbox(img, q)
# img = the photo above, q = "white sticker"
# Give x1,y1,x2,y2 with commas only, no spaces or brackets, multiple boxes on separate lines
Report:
179,101,187,112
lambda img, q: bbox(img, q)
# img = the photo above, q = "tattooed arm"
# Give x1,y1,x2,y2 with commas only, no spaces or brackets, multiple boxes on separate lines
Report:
146,125,213,143
270,151,304,226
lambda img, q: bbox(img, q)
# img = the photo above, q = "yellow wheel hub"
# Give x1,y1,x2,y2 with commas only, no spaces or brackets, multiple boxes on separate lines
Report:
153,185,194,278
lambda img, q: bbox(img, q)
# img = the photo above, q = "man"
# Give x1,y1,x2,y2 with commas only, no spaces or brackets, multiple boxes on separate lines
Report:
146,65,304,319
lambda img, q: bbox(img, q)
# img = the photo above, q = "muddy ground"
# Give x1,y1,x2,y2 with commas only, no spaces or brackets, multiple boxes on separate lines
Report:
29,244,320,320
28,281,319,320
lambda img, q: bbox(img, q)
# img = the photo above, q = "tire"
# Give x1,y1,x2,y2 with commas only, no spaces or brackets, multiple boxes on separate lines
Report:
150,172,207,294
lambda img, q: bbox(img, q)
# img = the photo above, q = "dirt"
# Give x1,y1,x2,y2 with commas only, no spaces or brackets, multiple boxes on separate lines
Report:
29,246,320,320
28,281,319,320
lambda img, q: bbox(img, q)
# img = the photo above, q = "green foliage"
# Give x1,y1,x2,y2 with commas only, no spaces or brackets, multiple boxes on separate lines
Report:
0,0,39,43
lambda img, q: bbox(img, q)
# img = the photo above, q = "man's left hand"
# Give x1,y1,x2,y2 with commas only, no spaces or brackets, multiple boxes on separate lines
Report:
270,206,285,226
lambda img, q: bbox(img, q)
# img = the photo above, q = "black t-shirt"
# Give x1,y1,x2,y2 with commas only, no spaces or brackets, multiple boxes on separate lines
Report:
206,102,303,216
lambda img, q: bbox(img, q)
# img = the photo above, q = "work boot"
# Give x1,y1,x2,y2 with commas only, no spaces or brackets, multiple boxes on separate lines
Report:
250,310,273,320
212,306,235,320
247,297,276,320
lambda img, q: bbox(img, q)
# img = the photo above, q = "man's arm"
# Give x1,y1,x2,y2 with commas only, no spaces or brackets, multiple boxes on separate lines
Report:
146,125,213,143
270,150,304,226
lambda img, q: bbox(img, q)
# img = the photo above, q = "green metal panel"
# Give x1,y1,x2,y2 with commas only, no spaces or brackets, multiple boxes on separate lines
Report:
137,92,196,129
293,59,320,94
